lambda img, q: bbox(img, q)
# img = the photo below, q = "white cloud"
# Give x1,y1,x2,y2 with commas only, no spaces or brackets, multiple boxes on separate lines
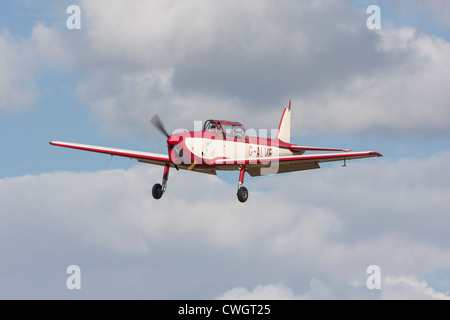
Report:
217,276,450,300
216,283,301,300
382,276,450,300
76,69,278,139
0,22,79,113
1,152,450,298
67,0,389,135
4,1,450,136
216,279,348,300
65,0,450,137
294,27,450,134
76,69,177,137
0,31,36,112
29,23,79,70
82,0,218,68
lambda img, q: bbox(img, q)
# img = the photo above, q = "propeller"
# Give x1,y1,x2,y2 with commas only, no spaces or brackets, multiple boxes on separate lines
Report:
149,112,170,138
149,112,180,170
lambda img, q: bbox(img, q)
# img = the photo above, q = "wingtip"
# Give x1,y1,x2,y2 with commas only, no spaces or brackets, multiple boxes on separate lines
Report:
50,141,65,147
370,151,383,157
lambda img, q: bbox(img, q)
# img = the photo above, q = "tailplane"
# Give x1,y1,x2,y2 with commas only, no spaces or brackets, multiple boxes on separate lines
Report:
276,100,291,144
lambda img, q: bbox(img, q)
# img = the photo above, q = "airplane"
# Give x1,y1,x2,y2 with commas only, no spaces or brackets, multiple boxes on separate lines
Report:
50,101,382,202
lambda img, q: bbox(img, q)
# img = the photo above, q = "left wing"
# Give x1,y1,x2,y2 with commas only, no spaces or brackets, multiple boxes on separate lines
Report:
50,141,170,167
212,151,382,177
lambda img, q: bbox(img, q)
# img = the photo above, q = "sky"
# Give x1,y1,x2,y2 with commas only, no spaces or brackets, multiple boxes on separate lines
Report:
1,0,450,299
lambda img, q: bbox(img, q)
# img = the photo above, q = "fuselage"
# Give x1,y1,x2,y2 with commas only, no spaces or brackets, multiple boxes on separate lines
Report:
167,129,300,171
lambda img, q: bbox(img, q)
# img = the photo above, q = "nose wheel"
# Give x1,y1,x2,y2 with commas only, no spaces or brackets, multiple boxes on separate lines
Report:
236,165,248,203
152,164,170,200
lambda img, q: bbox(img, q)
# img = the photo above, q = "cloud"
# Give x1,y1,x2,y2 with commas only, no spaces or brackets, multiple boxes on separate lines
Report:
0,31,36,112
1,152,450,298
64,0,450,138
216,283,301,300
382,276,450,300
216,279,345,300
217,276,450,300
64,0,385,135
76,68,177,137
294,27,450,135
0,22,80,113
29,23,79,71
4,1,450,136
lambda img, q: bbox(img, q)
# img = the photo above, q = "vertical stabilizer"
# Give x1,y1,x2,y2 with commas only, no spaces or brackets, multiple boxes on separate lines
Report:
277,100,291,143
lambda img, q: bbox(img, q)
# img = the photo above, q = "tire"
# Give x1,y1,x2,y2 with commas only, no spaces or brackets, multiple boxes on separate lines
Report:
237,187,248,203
152,183,163,199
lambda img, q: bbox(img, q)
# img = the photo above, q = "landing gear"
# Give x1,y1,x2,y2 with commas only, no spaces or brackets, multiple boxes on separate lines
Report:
152,164,170,200
236,165,249,203
237,186,248,203
152,183,163,199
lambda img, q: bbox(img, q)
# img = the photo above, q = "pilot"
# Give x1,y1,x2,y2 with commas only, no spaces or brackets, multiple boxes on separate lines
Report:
210,122,220,137
234,126,245,139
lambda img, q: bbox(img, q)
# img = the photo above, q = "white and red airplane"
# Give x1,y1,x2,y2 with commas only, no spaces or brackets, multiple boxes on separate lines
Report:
50,101,382,202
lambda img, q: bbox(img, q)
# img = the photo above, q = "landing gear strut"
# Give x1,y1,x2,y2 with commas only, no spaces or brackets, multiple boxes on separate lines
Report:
152,164,170,200
237,165,248,203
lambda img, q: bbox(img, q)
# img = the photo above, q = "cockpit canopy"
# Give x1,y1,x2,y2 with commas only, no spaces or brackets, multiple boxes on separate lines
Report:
203,120,246,140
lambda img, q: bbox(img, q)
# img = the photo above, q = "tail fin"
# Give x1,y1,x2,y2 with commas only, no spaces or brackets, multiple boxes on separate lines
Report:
276,100,291,143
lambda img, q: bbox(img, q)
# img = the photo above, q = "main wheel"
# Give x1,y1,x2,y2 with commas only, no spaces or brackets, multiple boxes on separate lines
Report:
237,186,248,203
152,183,163,199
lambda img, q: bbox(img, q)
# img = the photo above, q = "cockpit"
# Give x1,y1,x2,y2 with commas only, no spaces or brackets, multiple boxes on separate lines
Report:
203,120,246,140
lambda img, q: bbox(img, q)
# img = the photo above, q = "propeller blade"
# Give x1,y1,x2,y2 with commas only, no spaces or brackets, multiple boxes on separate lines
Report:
149,112,170,138
149,112,179,170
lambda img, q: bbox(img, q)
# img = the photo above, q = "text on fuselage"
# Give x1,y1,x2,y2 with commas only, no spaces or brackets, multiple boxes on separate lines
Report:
249,146,273,157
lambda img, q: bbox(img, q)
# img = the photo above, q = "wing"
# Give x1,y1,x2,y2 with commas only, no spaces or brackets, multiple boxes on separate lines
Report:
50,141,218,175
212,151,382,177
50,141,170,167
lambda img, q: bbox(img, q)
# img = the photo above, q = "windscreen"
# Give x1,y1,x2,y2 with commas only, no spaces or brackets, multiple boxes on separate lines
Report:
221,123,245,139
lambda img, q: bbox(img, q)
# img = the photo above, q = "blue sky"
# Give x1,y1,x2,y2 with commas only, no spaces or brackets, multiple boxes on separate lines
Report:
1,0,450,299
